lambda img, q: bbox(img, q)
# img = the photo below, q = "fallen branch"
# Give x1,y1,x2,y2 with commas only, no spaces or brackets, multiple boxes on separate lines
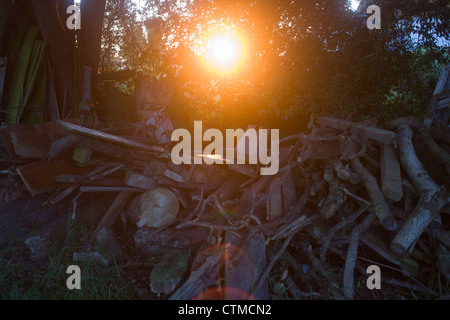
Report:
320,204,370,262
388,119,447,257
351,157,397,231
343,213,376,300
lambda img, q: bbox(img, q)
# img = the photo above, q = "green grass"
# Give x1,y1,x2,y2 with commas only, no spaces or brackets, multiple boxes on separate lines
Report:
0,207,142,300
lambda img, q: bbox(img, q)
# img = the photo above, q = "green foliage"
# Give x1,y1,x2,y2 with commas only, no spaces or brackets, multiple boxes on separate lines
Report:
101,0,450,130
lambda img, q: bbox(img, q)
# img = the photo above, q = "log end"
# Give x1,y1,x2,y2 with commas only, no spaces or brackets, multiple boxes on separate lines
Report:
381,215,397,232
390,242,409,258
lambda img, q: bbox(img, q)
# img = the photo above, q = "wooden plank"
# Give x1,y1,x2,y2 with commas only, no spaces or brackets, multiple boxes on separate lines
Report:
124,171,156,189
380,143,403,202
58,120,166,153
318,117,398,144
297,140,341,162
269,178,283,221
224,232,269,300
165,169,185,183
0,122,72,159
10,131,52,159
214,173,245,201
187,165,216,184
93,191,133,237
282,174,297,213
88,163,124,181
56,175,125,187
16,154,92,196
80,186,144,193
227,164,257,178
45,184,80,206
167,162,191,180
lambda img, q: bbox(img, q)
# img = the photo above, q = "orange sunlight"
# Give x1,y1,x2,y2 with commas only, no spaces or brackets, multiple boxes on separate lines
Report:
203,30,247,75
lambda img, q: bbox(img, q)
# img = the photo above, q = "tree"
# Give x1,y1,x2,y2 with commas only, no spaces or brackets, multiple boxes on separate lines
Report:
100,0,450,131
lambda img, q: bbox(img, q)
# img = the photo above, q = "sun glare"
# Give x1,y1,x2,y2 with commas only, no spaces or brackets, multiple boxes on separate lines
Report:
205,32,246,74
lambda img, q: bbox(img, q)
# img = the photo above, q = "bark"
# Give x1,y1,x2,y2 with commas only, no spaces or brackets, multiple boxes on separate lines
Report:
388,119,447,257
343,213,376,300
351,157,397,231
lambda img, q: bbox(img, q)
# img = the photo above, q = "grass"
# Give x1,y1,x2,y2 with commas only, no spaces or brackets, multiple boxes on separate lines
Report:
1,194,449,300
0,197,143,300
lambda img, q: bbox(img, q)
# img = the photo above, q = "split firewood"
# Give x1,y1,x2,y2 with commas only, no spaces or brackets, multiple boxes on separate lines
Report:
169,246,225,300
93,191,133,237
328,158,360,184
359,228,420,276
150,250,190,296
379,143,403,202
320,173,345,220
127,188,180,228
351,157,397,231
224,232,269,300
320,204,370,262
388,119,448,257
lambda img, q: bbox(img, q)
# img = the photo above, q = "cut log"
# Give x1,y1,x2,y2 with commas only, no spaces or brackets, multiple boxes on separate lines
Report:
380,143,403,201
95,227,129,263
224,232,269,300
320,174,345,220
398,117,450,174
269,178,283,221
128,188,180,228
351,157,397,231
388,119,447,257
343,213,376,300
360,228,419,276
150,250,190,296
318,117,399,144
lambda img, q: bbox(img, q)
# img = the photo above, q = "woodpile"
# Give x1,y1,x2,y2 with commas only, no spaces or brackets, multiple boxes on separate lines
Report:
0,109,449,300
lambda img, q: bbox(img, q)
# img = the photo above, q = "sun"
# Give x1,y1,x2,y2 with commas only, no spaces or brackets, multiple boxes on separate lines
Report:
205,32,246,74
210,36,238,66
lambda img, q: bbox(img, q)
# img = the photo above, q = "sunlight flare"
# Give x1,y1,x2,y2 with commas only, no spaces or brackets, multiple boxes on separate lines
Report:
204,31,246,74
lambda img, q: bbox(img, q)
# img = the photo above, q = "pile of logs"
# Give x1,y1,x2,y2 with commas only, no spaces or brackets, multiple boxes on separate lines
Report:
0,113,449,300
